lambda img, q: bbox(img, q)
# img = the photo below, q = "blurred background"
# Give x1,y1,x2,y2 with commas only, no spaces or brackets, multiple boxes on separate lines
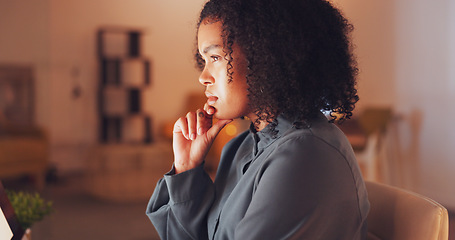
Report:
0,0,454,239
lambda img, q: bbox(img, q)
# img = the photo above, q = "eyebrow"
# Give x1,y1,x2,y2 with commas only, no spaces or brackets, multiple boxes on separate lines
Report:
202,44,222,54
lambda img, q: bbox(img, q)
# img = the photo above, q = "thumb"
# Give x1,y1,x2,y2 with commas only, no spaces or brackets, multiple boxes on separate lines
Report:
206,119,233,141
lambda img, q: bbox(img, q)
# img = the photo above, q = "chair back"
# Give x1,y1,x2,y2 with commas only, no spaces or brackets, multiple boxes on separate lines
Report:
366,181,449,240
358,108,392,136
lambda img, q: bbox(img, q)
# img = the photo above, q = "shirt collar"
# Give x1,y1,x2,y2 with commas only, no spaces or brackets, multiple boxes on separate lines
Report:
248,112,328,155
248,115,293,155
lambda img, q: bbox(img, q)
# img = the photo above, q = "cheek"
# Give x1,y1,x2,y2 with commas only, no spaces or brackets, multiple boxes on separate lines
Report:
228,83,250,110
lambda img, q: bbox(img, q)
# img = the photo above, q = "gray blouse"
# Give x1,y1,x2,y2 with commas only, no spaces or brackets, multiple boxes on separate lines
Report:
146,113,370,239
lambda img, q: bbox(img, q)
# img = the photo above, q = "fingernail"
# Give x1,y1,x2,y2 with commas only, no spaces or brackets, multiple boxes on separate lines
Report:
191,133,196,140
198,128,202,135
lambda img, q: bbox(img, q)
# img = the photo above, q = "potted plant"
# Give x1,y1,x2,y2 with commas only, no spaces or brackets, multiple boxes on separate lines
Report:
6,190,53,240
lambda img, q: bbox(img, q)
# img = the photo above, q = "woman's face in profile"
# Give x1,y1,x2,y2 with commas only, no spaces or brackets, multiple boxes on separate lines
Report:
197,20,252,120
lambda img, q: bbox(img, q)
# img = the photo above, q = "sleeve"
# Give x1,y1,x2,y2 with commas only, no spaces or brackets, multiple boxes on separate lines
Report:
234,136,367,240
146,164,215,240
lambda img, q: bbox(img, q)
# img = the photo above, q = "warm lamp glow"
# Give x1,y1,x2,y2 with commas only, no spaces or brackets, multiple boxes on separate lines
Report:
225,124,238,136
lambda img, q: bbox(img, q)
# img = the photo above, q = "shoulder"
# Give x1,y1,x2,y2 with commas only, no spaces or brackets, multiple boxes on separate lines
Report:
257,118,360,187
259,119,369,223
275,118,353,161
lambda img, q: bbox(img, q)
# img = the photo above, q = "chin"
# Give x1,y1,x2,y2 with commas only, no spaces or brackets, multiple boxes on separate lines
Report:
214,113,230,120
211,110,228,119
214,112,242,121
213,106,249,120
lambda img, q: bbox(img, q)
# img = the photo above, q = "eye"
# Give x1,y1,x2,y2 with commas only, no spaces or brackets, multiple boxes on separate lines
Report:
210,56,220,62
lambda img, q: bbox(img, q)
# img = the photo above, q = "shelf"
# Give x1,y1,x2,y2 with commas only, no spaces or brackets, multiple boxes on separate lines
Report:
97,27,153,144
101,58,151,86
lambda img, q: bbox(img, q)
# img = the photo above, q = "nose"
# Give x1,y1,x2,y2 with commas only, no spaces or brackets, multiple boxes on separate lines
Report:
199,67,214,86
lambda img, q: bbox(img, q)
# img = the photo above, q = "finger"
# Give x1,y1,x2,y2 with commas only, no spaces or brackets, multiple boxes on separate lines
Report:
197,109,212,135
206,119,233,141
204,103,216,116
186,112,197,140
173,117,189,140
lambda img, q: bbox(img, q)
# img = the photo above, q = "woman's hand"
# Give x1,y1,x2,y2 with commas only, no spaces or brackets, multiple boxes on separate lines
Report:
172,104,232,174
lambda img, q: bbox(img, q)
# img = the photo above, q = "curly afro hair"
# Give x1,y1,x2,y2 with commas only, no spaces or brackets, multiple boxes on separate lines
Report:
195,0,359,125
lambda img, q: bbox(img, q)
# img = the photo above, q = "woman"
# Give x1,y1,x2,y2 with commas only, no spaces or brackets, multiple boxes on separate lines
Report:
146,0,369,239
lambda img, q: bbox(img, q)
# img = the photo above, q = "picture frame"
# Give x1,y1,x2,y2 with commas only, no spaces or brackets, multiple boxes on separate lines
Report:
0,65,34,126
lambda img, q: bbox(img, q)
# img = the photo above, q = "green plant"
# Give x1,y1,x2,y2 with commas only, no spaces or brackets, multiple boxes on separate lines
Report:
6,190,53,230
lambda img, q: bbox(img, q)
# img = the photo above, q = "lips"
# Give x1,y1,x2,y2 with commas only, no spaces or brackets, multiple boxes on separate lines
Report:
207,96,218,105
205,92,218,105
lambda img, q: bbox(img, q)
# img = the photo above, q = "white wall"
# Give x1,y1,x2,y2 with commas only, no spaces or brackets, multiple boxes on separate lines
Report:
46,0,207,170
1,0,206,171
337,0,455,209
0,0,51,128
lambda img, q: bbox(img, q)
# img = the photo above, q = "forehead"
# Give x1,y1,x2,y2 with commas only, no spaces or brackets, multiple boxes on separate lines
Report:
197,20,224,51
